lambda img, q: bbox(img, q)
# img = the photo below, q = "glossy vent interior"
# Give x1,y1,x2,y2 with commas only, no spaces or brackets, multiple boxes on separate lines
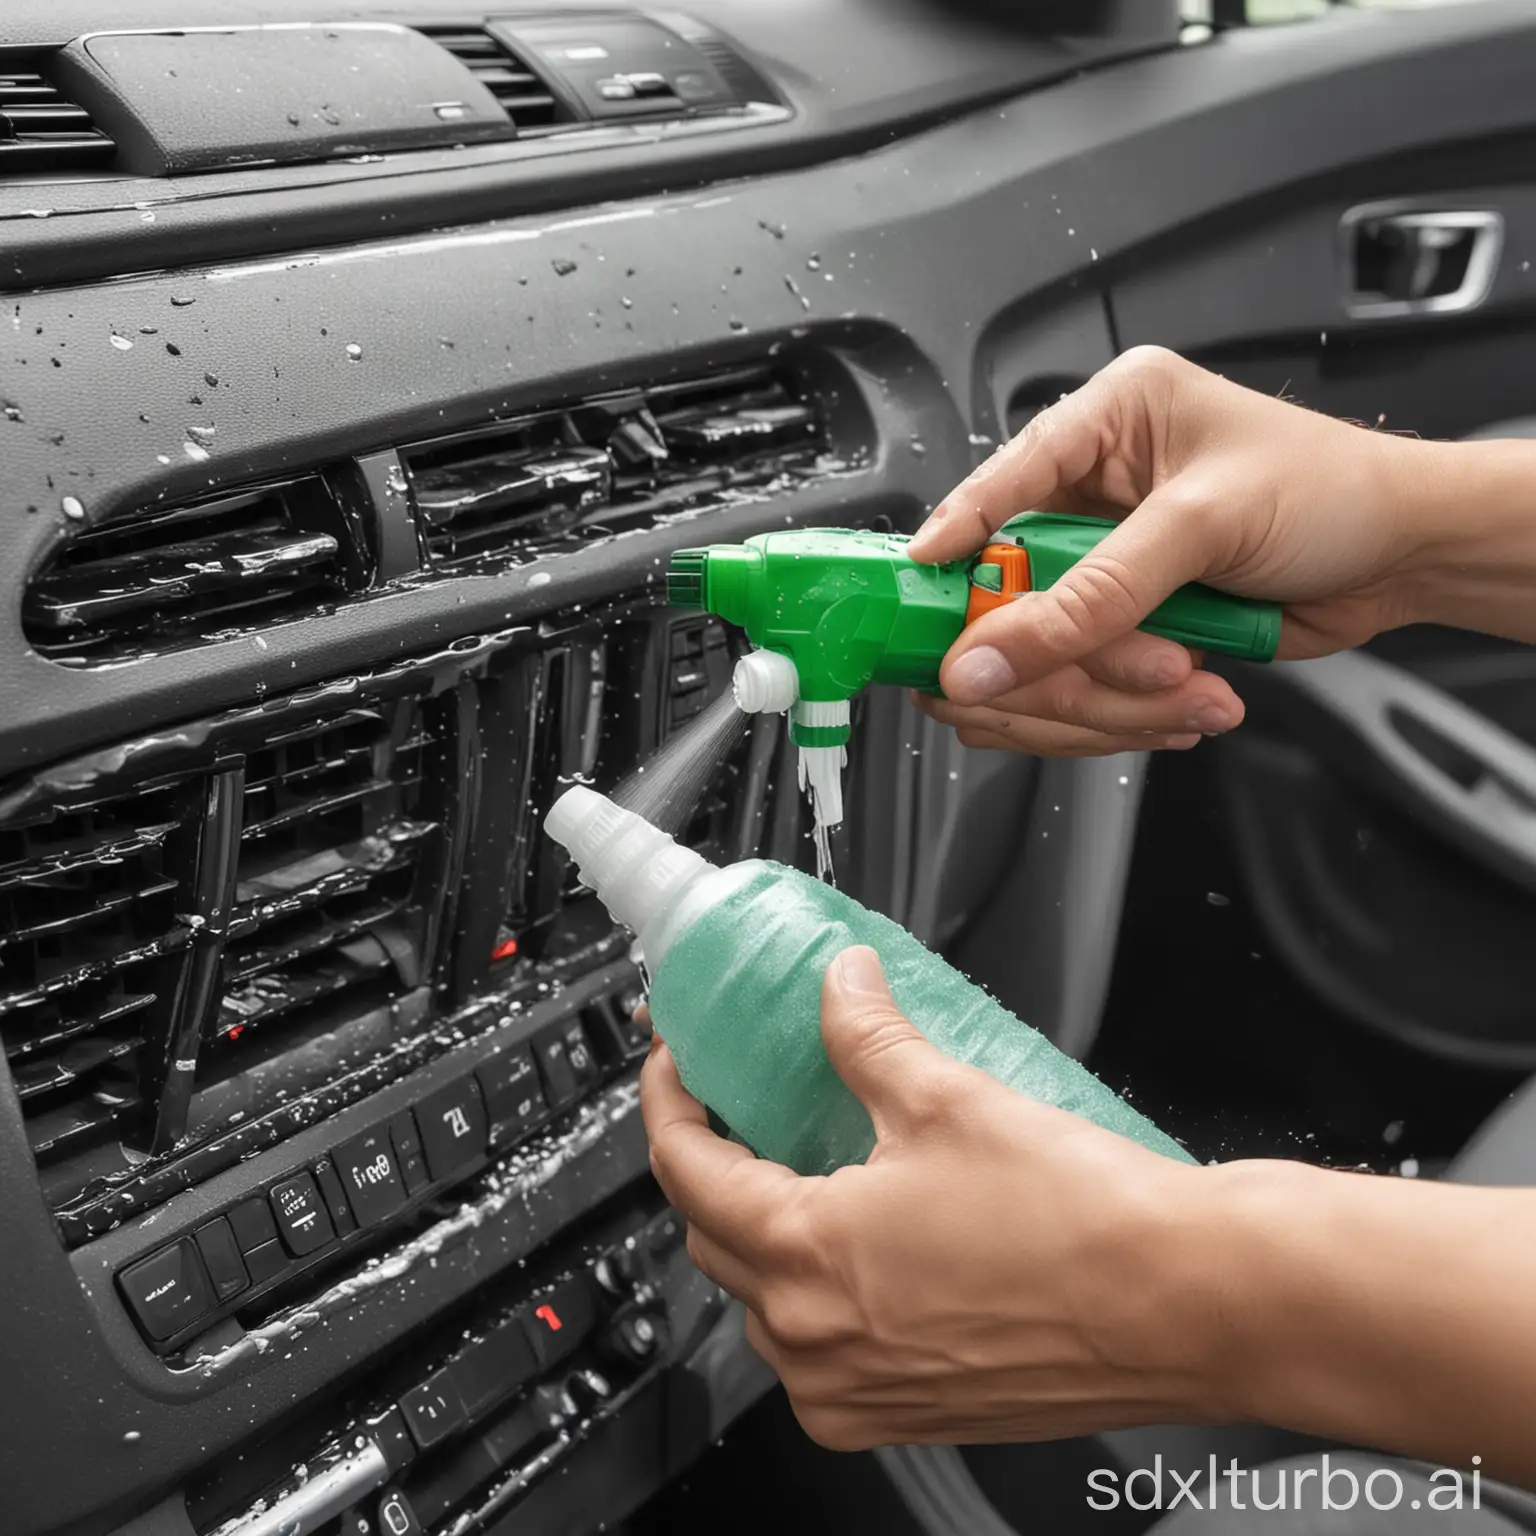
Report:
417,26,567,132
204,703,432,1079
0,776,196,1191
0,57,115,174
400,367,827,566
0,685,447,1230
24,476,366,665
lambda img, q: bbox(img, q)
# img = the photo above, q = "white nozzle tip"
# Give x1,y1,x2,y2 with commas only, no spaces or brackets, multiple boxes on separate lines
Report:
541,785,710,960
733,649,799,714
543,783,608,854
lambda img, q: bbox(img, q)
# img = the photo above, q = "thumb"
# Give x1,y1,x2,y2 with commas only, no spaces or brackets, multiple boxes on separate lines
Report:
821,946,949,1138
940,484,1217,704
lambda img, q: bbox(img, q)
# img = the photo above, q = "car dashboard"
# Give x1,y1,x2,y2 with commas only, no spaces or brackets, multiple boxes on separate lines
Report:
7,1,1536,1533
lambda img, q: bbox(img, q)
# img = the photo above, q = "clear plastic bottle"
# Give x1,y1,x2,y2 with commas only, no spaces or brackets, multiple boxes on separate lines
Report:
545,786,1192,1174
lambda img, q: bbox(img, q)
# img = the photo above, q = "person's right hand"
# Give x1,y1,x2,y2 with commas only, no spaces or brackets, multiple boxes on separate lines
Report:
907,347,1433,757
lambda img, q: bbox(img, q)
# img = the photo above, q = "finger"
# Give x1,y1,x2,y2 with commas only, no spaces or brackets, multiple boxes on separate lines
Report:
633,1002,652,1030
938,483,1222,703
821,947,953,1138
965,665,1241,738
907,374,1129,564
916,692,1202,756
1078,630,1194,693
640,1041,799,1254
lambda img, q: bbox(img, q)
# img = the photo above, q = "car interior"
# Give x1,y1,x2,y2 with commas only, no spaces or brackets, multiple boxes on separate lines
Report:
5,0,1536,1532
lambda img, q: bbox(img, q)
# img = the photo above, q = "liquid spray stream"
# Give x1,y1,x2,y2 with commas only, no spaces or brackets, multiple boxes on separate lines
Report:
610,688,749,839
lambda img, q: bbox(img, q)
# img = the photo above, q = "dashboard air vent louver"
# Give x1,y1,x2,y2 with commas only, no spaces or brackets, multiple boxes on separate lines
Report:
201,703,431,1078
24,476,364,666
401,366,828,567
0,778,193,1178
0,59,115,174
417,27,566,133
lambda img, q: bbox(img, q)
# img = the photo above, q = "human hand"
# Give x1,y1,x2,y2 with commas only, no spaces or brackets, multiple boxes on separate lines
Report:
639,945,1233,1450
907,346,1428,757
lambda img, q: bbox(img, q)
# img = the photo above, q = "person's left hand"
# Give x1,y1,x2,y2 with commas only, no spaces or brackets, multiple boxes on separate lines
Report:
639,947,1235,1450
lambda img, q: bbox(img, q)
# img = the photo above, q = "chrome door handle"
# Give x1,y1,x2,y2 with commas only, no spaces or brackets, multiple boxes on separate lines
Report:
1340,203,1503,320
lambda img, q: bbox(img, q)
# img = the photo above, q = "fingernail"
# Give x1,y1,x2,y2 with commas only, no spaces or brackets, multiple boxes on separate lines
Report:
833,946,888,997
1188,699,1236,733
1141,654,1184,688
946,645,1016,703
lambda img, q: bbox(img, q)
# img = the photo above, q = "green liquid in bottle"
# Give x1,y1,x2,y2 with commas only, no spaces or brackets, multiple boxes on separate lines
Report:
649,860,1193,1174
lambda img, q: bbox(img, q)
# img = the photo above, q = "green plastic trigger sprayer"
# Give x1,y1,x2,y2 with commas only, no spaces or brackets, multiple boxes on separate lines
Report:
667,511,1282,824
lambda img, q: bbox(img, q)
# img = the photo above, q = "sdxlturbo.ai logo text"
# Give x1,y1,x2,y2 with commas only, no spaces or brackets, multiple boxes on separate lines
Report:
1087,1455,1483,1515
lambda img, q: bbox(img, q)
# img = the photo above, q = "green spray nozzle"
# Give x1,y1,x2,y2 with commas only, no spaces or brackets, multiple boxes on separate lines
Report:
670,514,1281,824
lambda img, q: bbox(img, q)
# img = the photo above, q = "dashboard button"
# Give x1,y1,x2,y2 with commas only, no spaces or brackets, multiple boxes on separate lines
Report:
335,1128,407,1227
228,1195,278,1254
119,1240,212,1342
269,1172,334,1256
564,1022,600,1089
242,1239,289,1286
476,1047,546,1142
401,1370,466,1450
416,1076,488,1181
448,1316,539,1417
193,1218,249,1303
530,1024,580,1109
521,1276,597,1368
312,1156,358,1237
378,1489,423,1536
390,1109,430,1194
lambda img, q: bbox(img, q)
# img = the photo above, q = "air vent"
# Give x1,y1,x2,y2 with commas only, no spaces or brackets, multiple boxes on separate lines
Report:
401,367,829,566
200,703,433,1081
0,59,115,173
418,27,566,133
0,778,195,1188
24,475,367,665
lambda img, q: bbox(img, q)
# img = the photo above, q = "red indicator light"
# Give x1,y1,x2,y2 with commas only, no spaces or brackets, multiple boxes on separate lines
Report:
491,937,519,962
227,1024,245,1042
534,1303,563,1332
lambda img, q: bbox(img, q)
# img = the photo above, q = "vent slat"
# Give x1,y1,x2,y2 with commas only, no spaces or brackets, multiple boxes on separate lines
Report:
24,1091,138,1161
419,26,567,131
28,530,340,635
0,873,178,948
0,820,180,895
224,885,411,986
217,932,395,1038
403,369,831,567
231,820,433,922
200,703,432,1078
12,1032,143,1101
241,777,403,842
24,476,358,665
0,59,115,170
3,985,157,1062
0,776,192,1178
